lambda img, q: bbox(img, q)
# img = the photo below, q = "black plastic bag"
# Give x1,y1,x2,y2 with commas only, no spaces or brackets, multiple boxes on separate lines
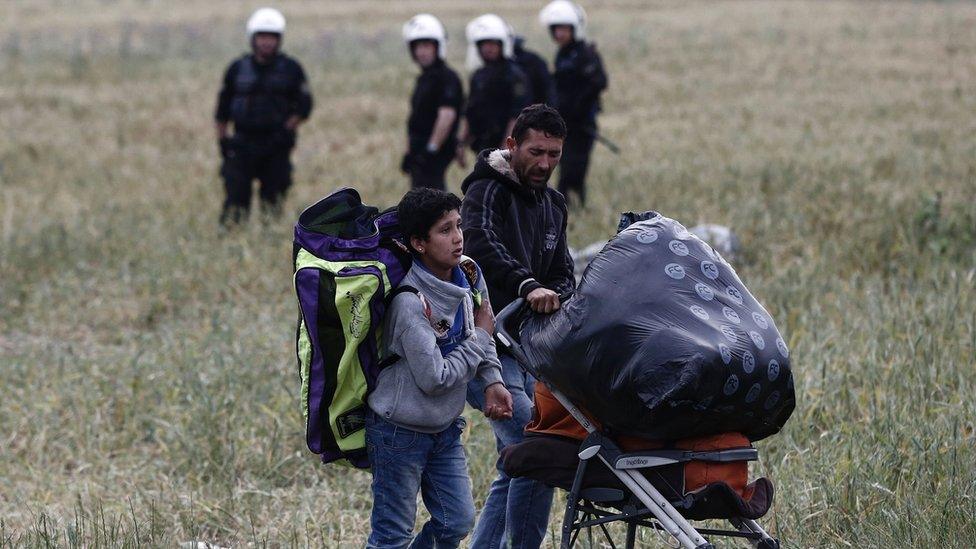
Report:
522,212,795,441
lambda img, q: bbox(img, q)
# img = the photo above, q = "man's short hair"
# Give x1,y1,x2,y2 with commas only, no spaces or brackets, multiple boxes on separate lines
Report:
511,104,567,143
397,187,463,255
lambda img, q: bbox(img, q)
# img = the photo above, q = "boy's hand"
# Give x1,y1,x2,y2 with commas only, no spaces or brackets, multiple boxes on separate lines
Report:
474,299,495,334
526,287,560,314
483,382,513,420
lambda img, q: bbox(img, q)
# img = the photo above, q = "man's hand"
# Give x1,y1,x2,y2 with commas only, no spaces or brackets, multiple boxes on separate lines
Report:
526,287,560,314
474,299,495,334
483,382,513,420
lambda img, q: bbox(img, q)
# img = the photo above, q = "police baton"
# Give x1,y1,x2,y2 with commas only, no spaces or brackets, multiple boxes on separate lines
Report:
595,133,621,155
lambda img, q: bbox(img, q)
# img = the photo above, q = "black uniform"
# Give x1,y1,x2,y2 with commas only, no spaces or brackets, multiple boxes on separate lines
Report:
465,60,531,153
403,59,464,191
553,40,607,205
215,52,312,224
512,37,556,107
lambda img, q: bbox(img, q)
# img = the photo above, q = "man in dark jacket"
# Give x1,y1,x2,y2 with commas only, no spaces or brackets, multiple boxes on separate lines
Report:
461,104,573,548
540,0,608,206
512,35,557,107
401,14,464,191
214,8,312,225
456,14,532,168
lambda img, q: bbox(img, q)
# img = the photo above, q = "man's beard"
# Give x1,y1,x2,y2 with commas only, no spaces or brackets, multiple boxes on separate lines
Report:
516,163,551,189
527,171,551,189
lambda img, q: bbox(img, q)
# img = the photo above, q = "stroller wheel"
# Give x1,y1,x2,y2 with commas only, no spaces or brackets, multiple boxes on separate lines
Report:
757,539,781,549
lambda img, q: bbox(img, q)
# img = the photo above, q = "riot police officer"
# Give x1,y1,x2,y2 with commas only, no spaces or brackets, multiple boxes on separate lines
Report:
540,0,607,206
401,14,465,191
214,8,313,225
456,14,531,166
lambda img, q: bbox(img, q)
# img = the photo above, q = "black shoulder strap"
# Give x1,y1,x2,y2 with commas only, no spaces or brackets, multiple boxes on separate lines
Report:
385,284,419,306
378,284,420,368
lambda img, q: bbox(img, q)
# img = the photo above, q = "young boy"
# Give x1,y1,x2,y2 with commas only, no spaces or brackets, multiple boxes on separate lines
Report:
366,188,513,548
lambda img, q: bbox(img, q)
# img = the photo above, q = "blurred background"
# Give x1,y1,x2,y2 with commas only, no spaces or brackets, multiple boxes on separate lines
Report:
1,1,974,546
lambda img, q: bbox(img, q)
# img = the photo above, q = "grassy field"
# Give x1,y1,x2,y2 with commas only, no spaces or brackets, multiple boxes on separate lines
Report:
2,0,975,546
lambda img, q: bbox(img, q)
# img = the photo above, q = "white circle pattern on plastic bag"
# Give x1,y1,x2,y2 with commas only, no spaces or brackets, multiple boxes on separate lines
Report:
752,311,769,330
719,344,733,365
665,263,685,279
668,240,690,256
723,306,741,324
742,350,756,374
637,229,659,244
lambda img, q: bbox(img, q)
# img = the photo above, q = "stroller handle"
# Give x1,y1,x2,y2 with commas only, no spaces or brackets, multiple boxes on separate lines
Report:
494,296,598,435
493,298,541,378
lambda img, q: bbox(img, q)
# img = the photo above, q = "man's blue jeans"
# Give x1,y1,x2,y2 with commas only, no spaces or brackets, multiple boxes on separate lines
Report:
366,412,476,549
466,353,554,548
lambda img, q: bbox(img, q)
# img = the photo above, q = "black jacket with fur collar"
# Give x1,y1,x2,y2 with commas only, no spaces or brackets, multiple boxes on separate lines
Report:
460,149,575,311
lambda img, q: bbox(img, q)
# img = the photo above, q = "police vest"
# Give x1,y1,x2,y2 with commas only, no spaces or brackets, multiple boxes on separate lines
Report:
554,41,606,126
467,61,527,145
229,56,291,132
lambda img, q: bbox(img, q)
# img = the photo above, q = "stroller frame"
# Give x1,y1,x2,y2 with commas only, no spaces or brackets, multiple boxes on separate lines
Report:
495,299,781,549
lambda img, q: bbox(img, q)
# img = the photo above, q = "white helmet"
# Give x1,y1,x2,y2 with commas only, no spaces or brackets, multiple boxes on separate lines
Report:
402,14,447,60
539,0,587,40
246,8,286,41
465,14,514,71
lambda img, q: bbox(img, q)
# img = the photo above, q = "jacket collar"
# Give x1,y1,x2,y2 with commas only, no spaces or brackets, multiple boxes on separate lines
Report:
487,149,520,185
462,148,543,201
403,261,475,336
404,262,469,316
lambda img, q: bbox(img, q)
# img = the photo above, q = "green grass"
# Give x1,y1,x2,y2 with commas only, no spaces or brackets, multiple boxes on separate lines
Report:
1,0,975,546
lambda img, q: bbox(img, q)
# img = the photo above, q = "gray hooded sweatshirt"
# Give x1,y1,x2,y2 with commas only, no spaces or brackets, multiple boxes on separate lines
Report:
367,259,503,433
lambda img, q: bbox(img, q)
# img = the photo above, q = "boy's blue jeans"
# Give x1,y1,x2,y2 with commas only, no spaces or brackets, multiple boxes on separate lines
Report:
366,412,475,549
466,353,554,548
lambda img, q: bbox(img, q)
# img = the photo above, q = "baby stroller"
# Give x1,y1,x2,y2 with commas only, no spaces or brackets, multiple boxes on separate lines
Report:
494,298,782,549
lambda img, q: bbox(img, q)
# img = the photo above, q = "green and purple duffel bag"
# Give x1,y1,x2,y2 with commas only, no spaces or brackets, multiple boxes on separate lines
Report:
293,188,410,468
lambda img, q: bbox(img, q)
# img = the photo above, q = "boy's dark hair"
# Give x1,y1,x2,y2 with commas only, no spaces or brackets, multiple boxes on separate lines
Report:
511,103,567,143
397,187,462,255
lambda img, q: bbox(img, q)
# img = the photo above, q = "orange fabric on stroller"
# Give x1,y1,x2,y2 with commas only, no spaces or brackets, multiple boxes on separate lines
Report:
527,383,752,498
